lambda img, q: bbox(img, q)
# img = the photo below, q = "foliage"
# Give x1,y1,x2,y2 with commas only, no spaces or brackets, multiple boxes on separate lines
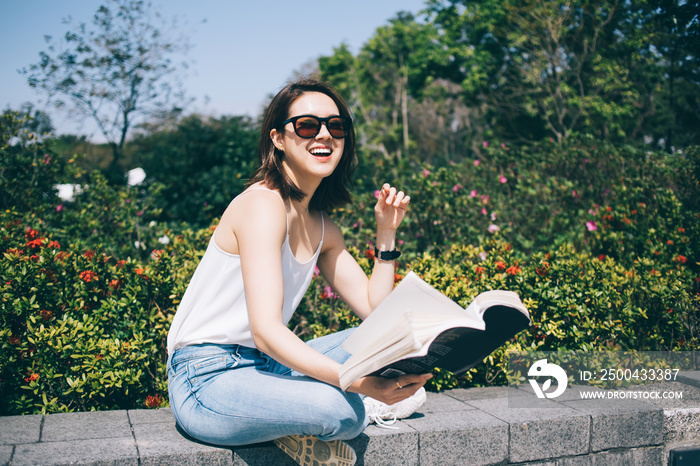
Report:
127,114,259,227
1,111,67,213
4,1,700,413
0,211,211,414
21,0,191,176
318,0,700,163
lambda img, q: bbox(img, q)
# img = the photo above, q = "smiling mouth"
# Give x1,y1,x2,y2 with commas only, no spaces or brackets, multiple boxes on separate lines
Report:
310,148,332,157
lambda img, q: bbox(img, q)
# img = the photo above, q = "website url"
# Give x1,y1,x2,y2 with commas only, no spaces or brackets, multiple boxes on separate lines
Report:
580,390,683,400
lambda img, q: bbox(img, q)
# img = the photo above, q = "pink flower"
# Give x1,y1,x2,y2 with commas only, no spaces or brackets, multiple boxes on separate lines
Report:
501,143,506,149
474,160,480,167
422,169,430,177
483,141,489,148
314,266,320,277
499,175,508,184
586,221,597,232
374,190,381,199
320,286,337,300
452,184,462,192
481,208,488,215
470,190,478,198
56,204,63,212
488,224,500,234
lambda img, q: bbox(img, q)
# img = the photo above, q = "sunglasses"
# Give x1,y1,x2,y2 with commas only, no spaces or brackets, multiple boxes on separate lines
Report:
281,114,351,139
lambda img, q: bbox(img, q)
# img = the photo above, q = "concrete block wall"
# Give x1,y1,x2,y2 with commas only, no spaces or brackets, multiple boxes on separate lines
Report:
2,374,700,465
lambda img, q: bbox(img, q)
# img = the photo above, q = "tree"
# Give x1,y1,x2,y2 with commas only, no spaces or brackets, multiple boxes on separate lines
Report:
320,13,451,167
22,0,190,178
128,114,259,226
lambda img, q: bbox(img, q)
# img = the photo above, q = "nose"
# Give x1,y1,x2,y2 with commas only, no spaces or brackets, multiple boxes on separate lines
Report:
315,121,332,139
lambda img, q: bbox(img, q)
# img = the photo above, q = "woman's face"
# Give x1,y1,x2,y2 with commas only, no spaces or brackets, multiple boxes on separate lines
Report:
271,91,345,188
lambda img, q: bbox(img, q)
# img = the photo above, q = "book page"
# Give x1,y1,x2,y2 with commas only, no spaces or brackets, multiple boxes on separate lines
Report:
342,272,481,355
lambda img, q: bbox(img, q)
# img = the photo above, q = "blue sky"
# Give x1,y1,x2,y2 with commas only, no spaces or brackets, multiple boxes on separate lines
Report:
1,0,428,138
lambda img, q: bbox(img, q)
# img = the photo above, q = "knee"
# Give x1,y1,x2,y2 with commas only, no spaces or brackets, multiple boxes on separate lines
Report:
316,391,367,441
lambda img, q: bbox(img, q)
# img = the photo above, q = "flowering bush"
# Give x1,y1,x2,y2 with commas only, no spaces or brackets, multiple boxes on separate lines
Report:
2,112,698,412
0,213,211,414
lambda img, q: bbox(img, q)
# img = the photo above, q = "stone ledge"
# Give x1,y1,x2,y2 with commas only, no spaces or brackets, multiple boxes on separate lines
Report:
2,380,700,466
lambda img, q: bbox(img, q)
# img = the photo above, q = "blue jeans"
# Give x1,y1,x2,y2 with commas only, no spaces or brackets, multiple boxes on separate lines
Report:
167,329,368,446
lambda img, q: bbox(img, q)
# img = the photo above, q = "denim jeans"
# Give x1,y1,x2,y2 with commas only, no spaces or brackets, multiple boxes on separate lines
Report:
167,328,368,446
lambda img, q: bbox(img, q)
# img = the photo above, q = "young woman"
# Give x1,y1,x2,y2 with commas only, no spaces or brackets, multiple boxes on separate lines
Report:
166,78,431,465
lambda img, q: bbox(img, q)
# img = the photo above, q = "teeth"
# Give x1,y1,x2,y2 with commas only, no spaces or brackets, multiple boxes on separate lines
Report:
310,148,331,156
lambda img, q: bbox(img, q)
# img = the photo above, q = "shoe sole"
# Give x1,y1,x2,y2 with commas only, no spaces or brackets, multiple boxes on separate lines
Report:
274,434,356,466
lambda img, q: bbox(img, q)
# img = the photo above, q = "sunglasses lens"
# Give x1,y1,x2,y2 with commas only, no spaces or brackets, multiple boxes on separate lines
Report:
327,117,347,138
290,116,349,138
294,117,321,138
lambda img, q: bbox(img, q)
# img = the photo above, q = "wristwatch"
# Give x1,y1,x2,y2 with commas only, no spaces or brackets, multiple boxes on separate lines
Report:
374,247,401,261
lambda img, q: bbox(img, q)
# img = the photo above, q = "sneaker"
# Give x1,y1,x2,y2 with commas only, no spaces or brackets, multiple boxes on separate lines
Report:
273,434,356,466
363,387,427,428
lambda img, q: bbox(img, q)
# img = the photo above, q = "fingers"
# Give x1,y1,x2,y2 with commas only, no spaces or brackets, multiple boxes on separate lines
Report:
377,183,410,210
394,373,433,390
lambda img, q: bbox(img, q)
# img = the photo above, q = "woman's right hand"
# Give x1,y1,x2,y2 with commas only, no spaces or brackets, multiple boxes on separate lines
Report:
351,373,432,405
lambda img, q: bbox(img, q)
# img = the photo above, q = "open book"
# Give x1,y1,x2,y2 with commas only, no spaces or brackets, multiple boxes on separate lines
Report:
339,271,531,391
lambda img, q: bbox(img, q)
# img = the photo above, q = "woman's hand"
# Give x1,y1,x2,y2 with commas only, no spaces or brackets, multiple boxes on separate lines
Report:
351,373,432,405
375,183,410,232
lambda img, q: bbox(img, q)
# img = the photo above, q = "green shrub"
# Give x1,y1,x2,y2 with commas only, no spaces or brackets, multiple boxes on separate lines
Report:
0,215,211,414
3,110,698,411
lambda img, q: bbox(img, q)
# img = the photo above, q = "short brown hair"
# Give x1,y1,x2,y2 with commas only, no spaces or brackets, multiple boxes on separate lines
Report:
247,78,356,212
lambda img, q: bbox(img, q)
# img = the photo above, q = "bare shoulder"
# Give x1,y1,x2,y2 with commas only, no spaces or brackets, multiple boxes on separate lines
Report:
320,213,347,253
216,187,287,253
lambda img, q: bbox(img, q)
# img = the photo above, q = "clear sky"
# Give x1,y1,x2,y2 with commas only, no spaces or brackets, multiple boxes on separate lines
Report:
1,0,428,139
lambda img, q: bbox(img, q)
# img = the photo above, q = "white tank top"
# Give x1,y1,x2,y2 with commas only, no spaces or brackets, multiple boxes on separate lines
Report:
166,188,324,354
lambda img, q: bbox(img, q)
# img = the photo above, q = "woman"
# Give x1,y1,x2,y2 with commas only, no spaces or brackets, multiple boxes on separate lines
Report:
166,78,431,465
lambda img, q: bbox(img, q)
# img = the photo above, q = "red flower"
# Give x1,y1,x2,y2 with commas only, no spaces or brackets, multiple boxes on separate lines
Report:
495,261,506,271
48,240,61,249
24,373,39,383
84,250,95,260
79,270,98,283
598,254,606,261
394,273,404,283
25,228,39,239
145,394,163,408
678,227,686,233
25,238,44,249
536,262,550,277
506,265,521,275
475,266,486,275
116,260,126,269
55,251,70,262
109,279,120,289
677,255,687,264
135,268,145,276
9,335,21,345
364,249,375,260
40,309,53,321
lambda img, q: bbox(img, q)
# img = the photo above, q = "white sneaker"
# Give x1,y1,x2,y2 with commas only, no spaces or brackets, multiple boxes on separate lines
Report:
363,387,427,428
273,434,356,466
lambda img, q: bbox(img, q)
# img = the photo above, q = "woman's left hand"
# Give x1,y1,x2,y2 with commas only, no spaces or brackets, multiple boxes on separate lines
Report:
375,183,410,231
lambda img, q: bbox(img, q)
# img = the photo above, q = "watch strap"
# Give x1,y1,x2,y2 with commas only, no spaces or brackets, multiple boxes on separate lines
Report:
374,247,401,261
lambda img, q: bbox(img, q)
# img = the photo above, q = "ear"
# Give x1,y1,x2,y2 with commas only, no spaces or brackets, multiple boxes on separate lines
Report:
270,128,284,152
